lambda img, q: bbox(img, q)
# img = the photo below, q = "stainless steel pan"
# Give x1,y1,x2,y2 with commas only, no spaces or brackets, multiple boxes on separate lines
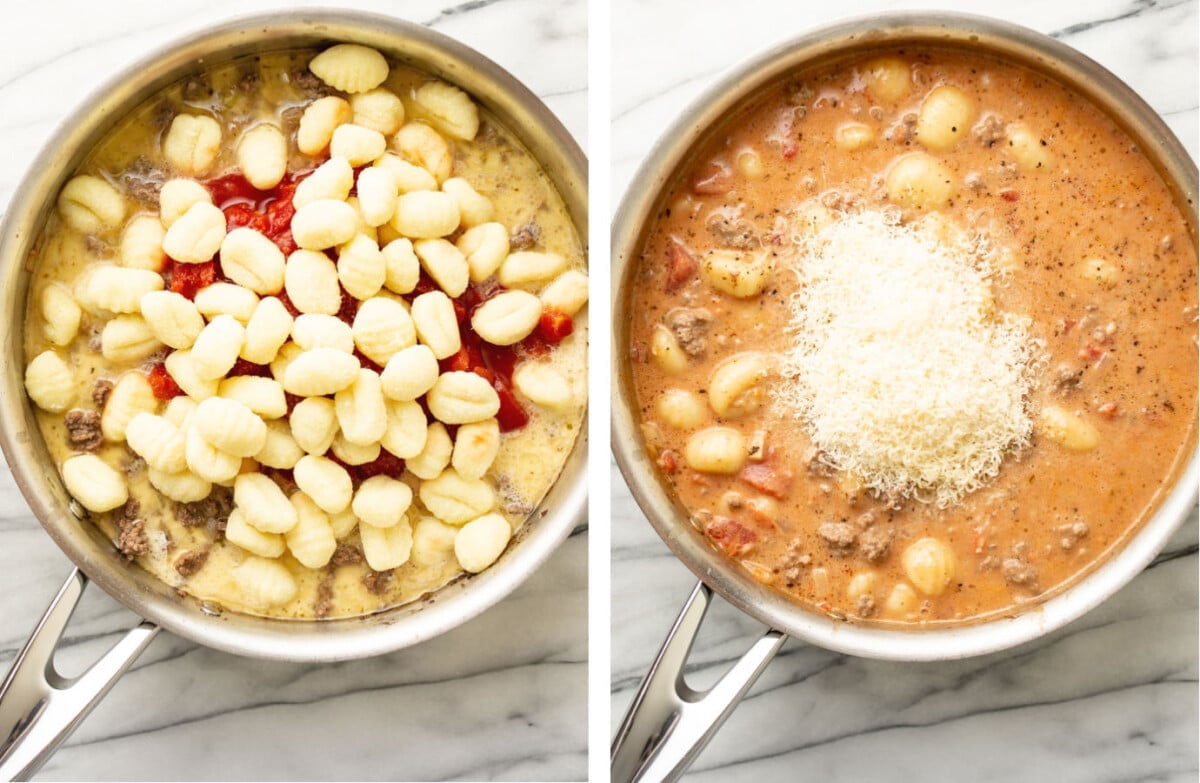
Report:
609,13,1198,781
0,11,587,780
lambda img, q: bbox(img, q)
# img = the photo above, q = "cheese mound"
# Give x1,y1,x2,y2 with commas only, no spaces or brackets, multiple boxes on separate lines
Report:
779,210,1039,507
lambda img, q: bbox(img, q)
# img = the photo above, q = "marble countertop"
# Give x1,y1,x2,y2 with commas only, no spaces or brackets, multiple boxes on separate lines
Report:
610,1,1198,781
0,1,586,781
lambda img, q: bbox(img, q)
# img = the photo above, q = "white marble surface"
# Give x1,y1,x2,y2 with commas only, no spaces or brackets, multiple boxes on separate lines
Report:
0,1,586,781
611,1,1199,781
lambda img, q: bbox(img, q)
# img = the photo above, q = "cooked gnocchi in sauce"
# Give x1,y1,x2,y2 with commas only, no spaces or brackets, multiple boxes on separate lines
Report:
24,44,587,620
629,47,1196,624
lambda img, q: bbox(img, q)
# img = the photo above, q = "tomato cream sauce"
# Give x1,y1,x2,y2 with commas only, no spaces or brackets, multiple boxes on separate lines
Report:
629,47,1196,625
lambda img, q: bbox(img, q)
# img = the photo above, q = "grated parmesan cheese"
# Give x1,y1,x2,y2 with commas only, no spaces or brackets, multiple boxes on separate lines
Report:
777,210,1041,506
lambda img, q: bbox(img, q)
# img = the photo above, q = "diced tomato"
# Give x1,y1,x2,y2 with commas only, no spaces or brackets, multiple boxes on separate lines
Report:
494,380,528,431
335,289,359,325
535,308,574,344
322,450,353,473
223,202,268,233
229,358,272,378
284,392,304,414
481,343,517,382
657,450,678,475
353,349,383,374
411,272,441,297
665,240,697,292
705,516,758,557
1097,401,1119,419
275,291,301,318
739,462,793,499
441,345,474,374
265,180,300,236
168,260,217,300
206,173,261,207
271,230,298,257
1000,189,1020,202
352,450,406,482
205,170,308,258
1080,343,1104,361
147,362,183,400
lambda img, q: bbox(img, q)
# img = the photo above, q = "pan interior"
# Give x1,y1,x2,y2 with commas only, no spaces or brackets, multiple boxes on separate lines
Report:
0,10,587,662
611,12,1198,660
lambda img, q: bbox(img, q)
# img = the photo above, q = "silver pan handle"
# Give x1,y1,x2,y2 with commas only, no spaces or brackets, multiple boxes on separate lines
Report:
0,568,159,781
611,580,787,782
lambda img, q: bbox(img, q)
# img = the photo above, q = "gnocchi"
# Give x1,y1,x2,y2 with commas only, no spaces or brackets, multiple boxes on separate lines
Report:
57,175,126,233
700,249,771,298
360,518,414,572
194,396,268,458
236,124,288,190
163,114,222,176
454,513,511,573
352,475,413,528
285,249,342,315
426,371,501,424
233,556,298,609
118,216,168,271
885,152,956,210
297,96,353,156
309,44,389,94
470,290,542,346
353,296,416,364
24,351,76,413
61,454,128,513
419,469,495,525
293,454,353,515
350,88,406,135
683,427,747,474
220,228,286,294
916,85,975,150
901,538,957,597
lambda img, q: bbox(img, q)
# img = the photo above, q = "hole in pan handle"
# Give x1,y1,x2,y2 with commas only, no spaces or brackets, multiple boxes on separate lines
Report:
611,580,788,782
0,568,160,781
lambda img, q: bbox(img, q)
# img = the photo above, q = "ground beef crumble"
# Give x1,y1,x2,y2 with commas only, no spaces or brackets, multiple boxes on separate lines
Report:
64,409,103,452
331,544,364,566
92,379,114,409
664,308,713,357
175,486,234,530
113,500,148,560
707,210,758,250
315,576,335,619
859,525,894,563
1001,558,1039,587
818,521,857,555
121,156,165,205
509,221,542,250
173,548,209,577
973,114,1005,147
362,569,394,595
290,67,332,98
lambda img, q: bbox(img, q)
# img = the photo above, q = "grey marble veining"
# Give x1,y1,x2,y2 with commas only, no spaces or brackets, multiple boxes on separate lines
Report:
610,1,1199,781
0,1,586,781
